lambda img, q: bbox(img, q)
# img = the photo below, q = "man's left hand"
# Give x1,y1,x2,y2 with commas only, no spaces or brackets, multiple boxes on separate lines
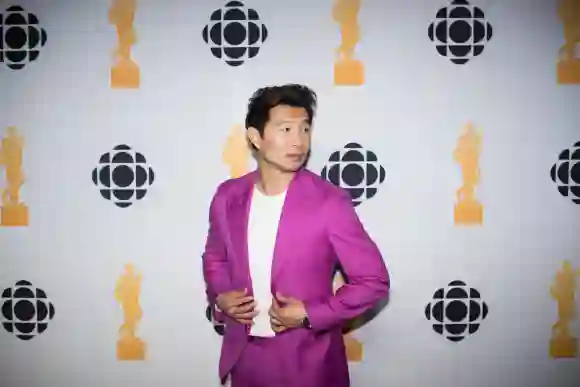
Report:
269,292,307,333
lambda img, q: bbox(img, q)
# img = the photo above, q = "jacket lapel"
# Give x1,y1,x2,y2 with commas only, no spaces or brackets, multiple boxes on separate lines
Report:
226,172,256,292
270,170,308,289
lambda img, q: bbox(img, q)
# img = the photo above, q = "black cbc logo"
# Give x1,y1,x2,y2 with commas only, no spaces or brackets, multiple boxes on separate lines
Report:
202,0,268,67
425,280,489,342
550,141,580,205
1,281,55,340
0,5,47,70
321,143,386,207
428,0,493,64
92,144,155,208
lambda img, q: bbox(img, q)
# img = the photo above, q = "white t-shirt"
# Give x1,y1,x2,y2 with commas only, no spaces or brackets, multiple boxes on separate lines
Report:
247,185,286,337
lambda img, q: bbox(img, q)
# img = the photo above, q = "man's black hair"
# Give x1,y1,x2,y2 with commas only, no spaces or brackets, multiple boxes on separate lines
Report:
244,84,318,138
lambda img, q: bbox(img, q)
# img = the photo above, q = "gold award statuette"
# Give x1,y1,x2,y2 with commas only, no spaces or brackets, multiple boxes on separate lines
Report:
453,123,483,225
333,0,364,86
550,260,580,359
115,263,146,360
557,0,580,84
109,0,140,88
223,124,250,178
0,126,28,227
333,271,363,362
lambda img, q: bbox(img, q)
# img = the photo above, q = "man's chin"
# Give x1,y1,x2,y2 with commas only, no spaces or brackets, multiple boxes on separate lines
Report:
280,163,304,173
264,157,306,173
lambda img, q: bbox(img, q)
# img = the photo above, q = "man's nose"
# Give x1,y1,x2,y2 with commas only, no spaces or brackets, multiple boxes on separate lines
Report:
292,139,305,149
291,132,306,148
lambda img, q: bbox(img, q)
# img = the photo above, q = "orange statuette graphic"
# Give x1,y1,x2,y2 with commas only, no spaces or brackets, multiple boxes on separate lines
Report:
453,123,483,225
109,0,140,88
333,271,363,362
115,263,146,360
549,260,580,358
333,0,364,86
0,126,28,227
557,0,580,84
223,124,250,178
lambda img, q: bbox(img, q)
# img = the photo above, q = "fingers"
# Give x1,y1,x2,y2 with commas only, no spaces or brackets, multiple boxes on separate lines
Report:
268,304,287,332
228,301,257,316
236,314,258,322
217,289,252,310
270,316,288,333
270,317,283,326
232,309,259,320
268,304,280,319
228,298,258,326
229,295,254,307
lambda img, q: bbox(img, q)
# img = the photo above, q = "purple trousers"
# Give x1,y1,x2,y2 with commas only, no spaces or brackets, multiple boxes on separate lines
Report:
230,336,292,387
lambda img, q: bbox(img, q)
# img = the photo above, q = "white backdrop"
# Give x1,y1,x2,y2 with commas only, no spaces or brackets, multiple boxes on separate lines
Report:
1,0,580,386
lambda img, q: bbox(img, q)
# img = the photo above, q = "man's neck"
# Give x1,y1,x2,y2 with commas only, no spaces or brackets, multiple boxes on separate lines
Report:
256,163,295,196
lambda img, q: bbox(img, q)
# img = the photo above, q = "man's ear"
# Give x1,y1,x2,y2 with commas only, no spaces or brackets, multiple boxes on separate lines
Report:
247,127,261,150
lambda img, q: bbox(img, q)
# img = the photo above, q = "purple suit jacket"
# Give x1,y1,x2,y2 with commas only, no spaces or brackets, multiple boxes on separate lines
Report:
202,168,390,387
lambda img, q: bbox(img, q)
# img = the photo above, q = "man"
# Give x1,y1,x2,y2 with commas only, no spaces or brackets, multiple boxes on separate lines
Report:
202,84,390,387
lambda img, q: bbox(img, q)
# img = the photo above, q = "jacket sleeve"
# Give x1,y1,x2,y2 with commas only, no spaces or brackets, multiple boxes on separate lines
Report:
304,189,390,332
202,184,232,322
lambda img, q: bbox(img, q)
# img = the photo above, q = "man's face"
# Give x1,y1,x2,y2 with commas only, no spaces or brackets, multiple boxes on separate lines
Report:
249,105,311,173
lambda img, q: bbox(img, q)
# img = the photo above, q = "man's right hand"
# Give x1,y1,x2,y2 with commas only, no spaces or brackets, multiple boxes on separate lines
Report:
216,288,257,325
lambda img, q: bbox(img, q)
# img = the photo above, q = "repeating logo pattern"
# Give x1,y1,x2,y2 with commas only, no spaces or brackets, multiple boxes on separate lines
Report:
0,5,47,70
321,142,386,207
92,144,155,208
550,141,580,205
202,0,268,67
428,0,493,64
1,280,55,340
425,280,489,342
0,1,576,378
